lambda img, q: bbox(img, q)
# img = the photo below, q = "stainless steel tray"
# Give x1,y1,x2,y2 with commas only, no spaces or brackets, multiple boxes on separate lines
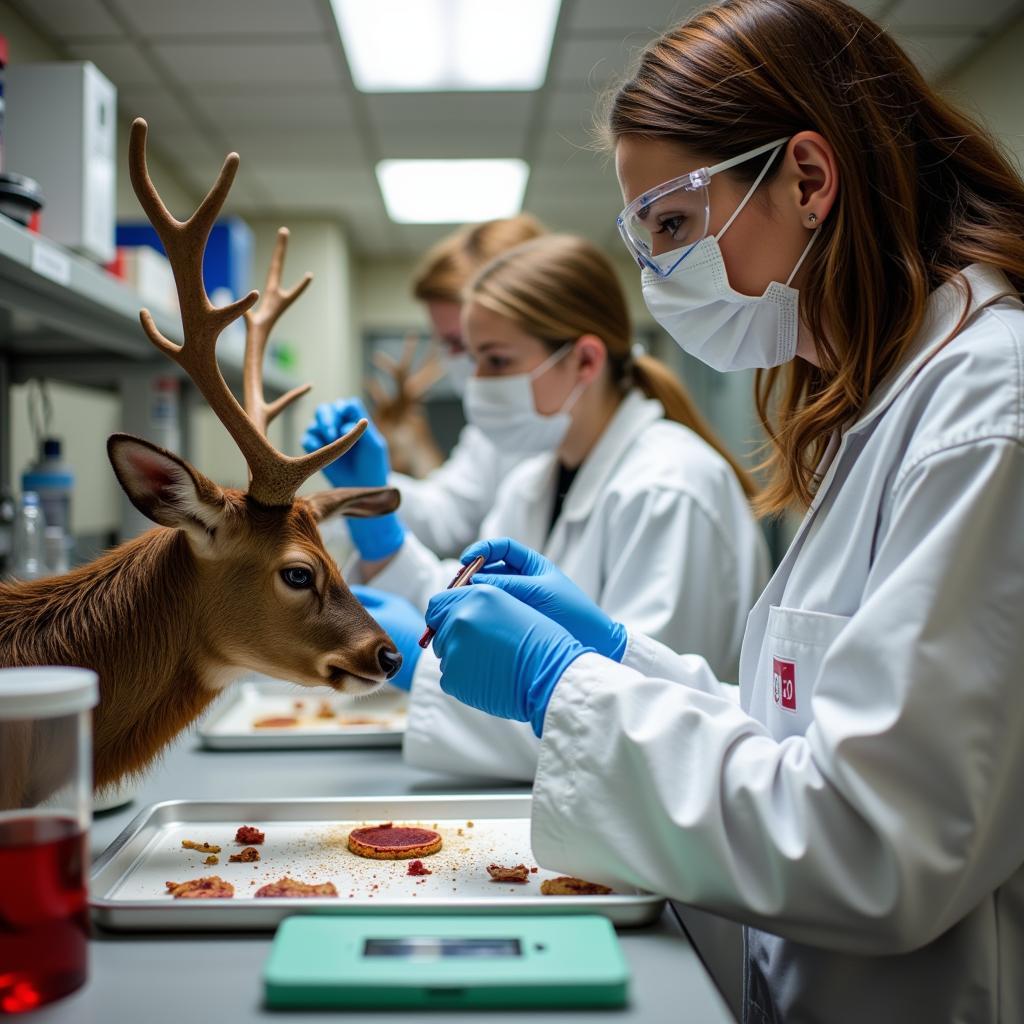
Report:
197,678,407,750
90,796,664,930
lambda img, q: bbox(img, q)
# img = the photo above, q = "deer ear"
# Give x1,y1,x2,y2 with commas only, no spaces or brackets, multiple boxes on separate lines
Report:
107,433,228,542
305,486,400,523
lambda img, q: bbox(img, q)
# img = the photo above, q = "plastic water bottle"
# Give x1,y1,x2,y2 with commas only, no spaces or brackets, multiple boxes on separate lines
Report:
12,492,45,580
21,437,74,547
44,525,69,575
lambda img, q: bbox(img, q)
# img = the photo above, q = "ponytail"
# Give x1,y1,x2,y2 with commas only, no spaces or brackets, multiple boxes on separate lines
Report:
631,354,759,501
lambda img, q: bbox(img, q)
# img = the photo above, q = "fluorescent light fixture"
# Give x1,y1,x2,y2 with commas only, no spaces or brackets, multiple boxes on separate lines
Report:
331,0,561,92
376,159,529,224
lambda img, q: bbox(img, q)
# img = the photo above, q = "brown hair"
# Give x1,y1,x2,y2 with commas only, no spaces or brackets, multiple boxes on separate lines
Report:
607,0,1024,513
411,214,547,303
466,234,758,499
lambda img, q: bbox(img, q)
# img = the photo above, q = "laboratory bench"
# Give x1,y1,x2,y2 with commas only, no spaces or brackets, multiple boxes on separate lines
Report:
36,728,735,1024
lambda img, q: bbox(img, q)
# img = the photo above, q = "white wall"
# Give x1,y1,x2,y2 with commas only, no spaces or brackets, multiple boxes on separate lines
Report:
943,16,1024,170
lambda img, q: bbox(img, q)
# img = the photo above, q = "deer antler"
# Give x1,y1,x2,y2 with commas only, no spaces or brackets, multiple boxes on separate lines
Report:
129,118,363,506
368,334,446,413
244,227,313,434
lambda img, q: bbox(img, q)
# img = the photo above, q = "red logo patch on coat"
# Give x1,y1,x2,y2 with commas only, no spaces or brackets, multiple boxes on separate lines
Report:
773,657,797,712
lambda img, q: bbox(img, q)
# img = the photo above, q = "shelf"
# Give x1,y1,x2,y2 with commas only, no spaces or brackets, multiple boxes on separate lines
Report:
0,214,299,397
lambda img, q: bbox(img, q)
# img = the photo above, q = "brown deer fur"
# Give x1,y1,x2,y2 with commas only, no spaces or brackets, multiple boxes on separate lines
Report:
0,485,398,794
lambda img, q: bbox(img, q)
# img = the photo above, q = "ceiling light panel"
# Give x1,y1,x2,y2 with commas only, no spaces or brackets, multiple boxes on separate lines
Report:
332,0,561,92
376,159,529,223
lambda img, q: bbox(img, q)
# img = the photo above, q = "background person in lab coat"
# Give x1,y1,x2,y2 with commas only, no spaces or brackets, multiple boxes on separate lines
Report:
316,233,768,779
308,215,545,559
422,1,1024,1021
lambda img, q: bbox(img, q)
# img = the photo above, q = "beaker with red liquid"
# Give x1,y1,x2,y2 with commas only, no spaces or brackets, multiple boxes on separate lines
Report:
0,667,97,1014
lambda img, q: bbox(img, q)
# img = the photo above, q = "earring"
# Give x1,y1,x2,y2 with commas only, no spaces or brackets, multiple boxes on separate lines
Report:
807,212,818,227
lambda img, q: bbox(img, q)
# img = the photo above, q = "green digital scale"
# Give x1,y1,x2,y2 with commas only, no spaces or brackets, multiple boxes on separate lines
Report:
263,914,630,1010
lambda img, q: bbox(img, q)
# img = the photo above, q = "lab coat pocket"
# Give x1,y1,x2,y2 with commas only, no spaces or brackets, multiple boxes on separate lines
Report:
762,606,852,737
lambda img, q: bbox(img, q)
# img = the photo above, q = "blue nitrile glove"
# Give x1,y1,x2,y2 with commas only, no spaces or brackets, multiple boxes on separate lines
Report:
459,538,628,661
425,584,593,737
350,585,422,691
302,398,405,560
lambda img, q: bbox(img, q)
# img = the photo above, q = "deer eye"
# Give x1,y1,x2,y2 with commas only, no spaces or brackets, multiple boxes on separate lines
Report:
281,567,314,589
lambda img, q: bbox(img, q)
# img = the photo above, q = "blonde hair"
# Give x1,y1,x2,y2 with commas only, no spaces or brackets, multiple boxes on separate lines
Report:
411,214,546,303
467,234,758,500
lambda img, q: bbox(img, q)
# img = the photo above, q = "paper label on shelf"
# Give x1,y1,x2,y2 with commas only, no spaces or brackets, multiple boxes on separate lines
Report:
31,241,72,286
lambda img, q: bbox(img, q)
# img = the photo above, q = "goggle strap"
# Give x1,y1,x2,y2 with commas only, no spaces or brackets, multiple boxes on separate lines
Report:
704,136,789,179
716,142,785,241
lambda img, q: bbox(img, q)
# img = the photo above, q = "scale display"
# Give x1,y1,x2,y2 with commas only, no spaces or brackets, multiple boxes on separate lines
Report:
364,937,522,959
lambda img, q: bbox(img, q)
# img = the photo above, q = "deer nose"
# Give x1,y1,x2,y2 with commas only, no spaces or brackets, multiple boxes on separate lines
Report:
377,646,402,680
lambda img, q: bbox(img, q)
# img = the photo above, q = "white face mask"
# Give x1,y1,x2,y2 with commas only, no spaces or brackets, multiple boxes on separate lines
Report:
640,150,817,373
444,352,474,397
463,343,583,455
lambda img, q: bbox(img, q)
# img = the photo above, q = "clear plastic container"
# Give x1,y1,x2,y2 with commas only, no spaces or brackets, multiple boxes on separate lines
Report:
0,667,98,1013
11,491,45,580
43,526,69,576
21,437,73,540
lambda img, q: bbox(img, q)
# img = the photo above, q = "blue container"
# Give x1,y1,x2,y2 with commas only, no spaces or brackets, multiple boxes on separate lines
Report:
116,216,253,299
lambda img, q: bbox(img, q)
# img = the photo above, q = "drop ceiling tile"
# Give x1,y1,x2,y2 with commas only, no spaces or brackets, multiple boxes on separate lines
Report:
396,223,473,250
564,0,699,35
527,161,621,198
364,92,533,128
891,31,986,77
110,0,326,37
533,126,608,169
553,33,656,88
67,40,163,87
543,87,606,127
846,0,892,17
16,0,123,39
886,0,1022,28
374,122,530,159
191,89,355,127
218,125,367,168
150,40,342,87
118,87,194,129
248,166,380,211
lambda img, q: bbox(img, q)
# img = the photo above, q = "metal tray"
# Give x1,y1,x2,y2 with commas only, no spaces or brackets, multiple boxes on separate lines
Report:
197,678,407,750
90,796,664,930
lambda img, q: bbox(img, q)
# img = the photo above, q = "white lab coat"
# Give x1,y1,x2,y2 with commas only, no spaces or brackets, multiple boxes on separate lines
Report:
391,425,519,558
528,264,1024,1023
357,389,769,781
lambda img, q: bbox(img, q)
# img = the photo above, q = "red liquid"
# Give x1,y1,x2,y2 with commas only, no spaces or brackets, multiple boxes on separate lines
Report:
0,817,88,1014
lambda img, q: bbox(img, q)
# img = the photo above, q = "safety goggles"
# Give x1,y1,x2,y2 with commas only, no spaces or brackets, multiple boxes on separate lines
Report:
616,137,789,278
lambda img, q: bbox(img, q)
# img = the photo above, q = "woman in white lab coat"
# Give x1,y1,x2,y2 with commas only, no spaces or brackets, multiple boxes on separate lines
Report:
307,215,544,559
423,1,1024,1021
330,233,768,778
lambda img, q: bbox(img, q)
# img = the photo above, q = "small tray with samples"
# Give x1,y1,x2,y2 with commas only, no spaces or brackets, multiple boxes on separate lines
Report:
197,677,408,750
90,795,664,931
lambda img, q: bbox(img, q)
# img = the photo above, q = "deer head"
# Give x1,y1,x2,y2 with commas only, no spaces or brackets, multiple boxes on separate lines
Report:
112,118,402,692
367,333,445,478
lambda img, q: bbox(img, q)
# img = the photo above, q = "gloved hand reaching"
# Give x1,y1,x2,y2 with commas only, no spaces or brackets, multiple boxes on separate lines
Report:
302,399,405,560
424,583,593,737
302,398,390,487
351,585,422,691
459,538,628,661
